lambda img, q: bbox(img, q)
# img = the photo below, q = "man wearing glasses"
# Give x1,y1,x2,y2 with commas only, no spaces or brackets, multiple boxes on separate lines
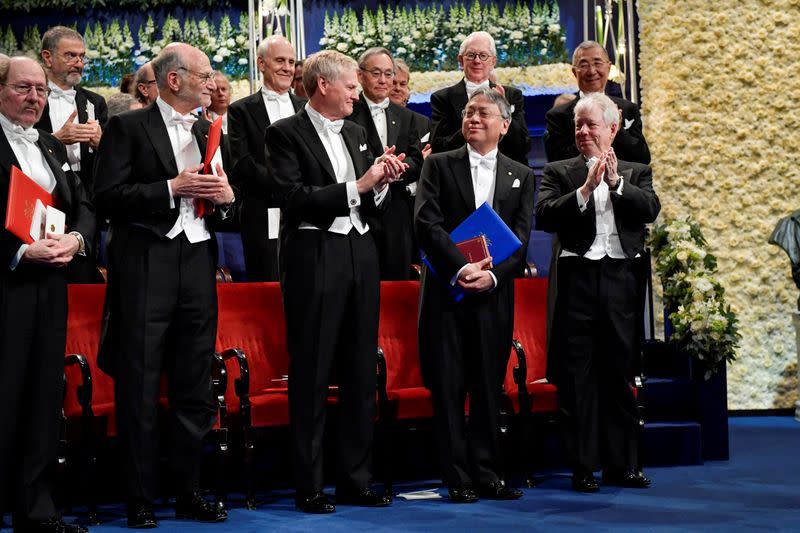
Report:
415,89,534,503
345,47,423,279
93,43,233,528
134,61,159,106
430,31,530,166
543,40,650,165
35,26,107,283
0,55,95,533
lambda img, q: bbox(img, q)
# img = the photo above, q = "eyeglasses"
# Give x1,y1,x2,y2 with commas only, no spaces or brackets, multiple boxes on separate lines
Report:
177,67,216,85
0,83,50,98
360,68,395,80
462,52,494,62
574,60,609,72
461,108,504,120
62,51,86,65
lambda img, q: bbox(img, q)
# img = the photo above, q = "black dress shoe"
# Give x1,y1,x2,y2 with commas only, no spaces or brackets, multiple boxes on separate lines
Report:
476,480,523,500
571,471,599,492
175,491,228,522
447,486,479,503
13,517,88,533
336,487,391,507
602,469,652,488
295,491,335,514
127,502,157,529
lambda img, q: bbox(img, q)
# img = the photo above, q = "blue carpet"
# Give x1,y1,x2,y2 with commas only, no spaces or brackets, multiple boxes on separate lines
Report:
6,416,799,531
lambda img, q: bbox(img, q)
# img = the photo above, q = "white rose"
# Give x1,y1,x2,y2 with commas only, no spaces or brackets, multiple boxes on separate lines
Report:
213,54,223,63
134,55,147,66
227,38,235,48
336,42,348,52
238,57,248,65
353,34,364,44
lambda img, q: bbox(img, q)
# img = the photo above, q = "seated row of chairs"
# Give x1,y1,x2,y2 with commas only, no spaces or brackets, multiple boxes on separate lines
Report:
62,277,556,521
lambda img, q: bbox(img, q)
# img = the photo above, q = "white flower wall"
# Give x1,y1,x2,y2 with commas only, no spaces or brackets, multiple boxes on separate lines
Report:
638,0,800,408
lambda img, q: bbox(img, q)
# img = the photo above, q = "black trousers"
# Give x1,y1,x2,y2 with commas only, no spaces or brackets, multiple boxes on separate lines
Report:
282,229,380,494
419,283,514,489
372,186,418,281
553,256,640,472
0,266,67,522
240,198,280,282
111,229,218,503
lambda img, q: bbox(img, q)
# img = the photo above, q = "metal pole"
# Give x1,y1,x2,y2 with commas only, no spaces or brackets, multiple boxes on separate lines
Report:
583,0,590,40
248,0,256,94
626,0,638,104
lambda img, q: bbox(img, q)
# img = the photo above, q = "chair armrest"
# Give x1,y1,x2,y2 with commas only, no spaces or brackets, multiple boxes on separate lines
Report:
216,266,233,283
510,339,532,414
65,353,93,416
409,264,422,278
376,347,388,405
219,347,249,398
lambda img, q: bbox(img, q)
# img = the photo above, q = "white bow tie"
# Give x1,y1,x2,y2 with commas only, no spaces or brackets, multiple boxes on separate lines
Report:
264,90,291,104
321,117,344,135
470,152,496,170
465,80,490,97
368,98,390,116
50,85,77,105
7,123,39,144
169,113,198,132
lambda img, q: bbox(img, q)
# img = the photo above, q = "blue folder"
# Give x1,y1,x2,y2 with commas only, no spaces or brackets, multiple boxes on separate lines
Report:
422,202,522,302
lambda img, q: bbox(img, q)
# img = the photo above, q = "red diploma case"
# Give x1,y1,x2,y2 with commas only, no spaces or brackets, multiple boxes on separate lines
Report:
4,165,54,244
195,116,223,218
456,234,493,269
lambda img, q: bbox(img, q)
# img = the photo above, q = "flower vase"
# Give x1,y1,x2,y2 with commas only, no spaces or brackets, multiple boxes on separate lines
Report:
688,355,729,461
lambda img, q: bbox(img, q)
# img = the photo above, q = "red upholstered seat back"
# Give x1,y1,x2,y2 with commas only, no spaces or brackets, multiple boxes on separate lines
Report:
65,284,115,414
378,281,423,392
215,282,289,399
504,277,549,392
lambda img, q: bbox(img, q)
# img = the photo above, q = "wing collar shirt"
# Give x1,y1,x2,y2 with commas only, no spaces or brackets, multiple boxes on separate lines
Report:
363,95,389,149
156,97,211,244
261,86,295,125
47,80,81,171
0,111,58,269
464,79,490,99
301,102,387,235
561,155,626,259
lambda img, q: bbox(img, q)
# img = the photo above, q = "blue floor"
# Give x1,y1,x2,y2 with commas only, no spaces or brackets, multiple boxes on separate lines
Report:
7,416,800,531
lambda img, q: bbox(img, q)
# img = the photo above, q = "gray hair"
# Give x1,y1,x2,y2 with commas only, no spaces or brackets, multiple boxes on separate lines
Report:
358,47,395,71
468,88,512,120
302,49,357,98
573,92,619,128
571,40,609,65
106,92,137,117
0,55,46,85
151,46,186,89
41,26,83,52
459,31,497,56
394,58,410,77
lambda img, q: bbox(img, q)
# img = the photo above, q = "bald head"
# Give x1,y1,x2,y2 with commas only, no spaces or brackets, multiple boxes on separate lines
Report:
257,35,296,94
0,56,49,127
134,61,158,104
151,43,216,114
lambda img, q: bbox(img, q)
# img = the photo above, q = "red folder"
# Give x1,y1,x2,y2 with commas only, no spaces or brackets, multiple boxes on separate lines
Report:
456,234,493,269
195,116,223,218
4,165,54,244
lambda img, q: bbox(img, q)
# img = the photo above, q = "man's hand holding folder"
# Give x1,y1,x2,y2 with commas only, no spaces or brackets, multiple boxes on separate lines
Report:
457,255,494,293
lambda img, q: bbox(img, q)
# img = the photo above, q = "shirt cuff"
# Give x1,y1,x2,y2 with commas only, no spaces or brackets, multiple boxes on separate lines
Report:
614,177,625,194
346,181,361,208
10,244,27,270
576,189,589,212
373,184,389,206
167,180,176,209
488,271,498,290
450,263,470,286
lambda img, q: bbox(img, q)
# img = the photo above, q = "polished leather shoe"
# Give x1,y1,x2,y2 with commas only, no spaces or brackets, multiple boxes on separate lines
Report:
602,469,652,488
336,487,391,507
571,471,599,493
295,491,335,514
127,501,158,529
476,480,523,500
13,517,88,532
447,486,479,503
175,491,228,522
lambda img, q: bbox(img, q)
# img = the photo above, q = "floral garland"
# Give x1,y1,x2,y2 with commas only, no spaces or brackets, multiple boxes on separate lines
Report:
320,0,567,72
649,217,740,379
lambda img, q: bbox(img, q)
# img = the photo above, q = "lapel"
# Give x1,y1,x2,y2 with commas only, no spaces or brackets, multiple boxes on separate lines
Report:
37,136,71,206
296,110,336,182
193,120,209,167
451,80,469,114
143,104,179,177
289,93,305,113
353,96,382,154
247,91,270,127
36,101,54,132
448,146,475,212
75,88,88,124
340,123,366,178
492,153,515,212
0,130,20,177
385,104,400,147
566,155,589,191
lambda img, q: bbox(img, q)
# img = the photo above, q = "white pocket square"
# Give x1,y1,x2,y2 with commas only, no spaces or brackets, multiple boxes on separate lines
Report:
61,162,70,171
512,178,520,188
624,118,634,130
359,143,368,151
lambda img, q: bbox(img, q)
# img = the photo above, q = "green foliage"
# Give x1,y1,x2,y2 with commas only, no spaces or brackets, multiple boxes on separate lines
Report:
0,0,236,11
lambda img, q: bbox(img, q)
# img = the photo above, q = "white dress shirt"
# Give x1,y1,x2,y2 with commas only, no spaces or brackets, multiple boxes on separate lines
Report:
261,86,296,238
47,81,82,171
561,156,626,259
208,110,228,134
464,78,490,99
157,98,211,244
363,95,389,149
1,112,59,269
